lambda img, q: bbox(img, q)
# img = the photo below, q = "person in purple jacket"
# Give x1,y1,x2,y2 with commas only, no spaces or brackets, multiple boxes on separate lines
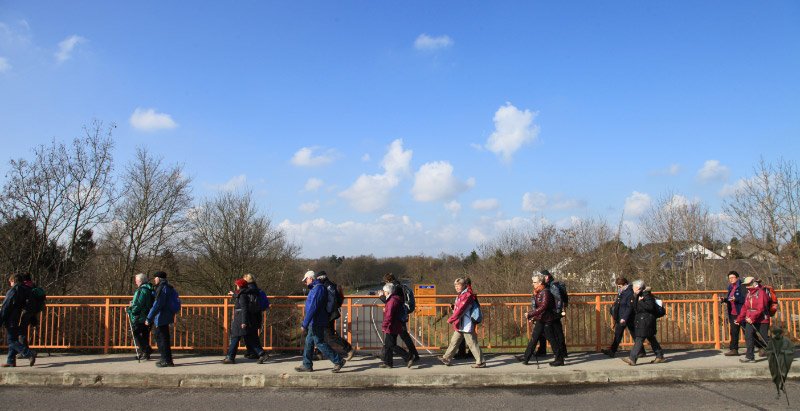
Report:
379,283,415,368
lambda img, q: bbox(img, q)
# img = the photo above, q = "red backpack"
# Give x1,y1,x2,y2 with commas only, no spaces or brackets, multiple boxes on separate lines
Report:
762,284,779,317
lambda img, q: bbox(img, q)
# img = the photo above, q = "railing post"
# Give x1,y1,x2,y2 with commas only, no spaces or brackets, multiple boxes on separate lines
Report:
103,297,110,354
346,296,353,345
712,293,721,350
595,295,602,351
223,297,229,352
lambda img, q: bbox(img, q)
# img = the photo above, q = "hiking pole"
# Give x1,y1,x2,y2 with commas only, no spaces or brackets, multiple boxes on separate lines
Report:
753,325,790,406
128,316,141,363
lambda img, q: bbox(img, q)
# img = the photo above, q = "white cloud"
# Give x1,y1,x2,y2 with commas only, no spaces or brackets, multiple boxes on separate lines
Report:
414,34,453,51
340,139,412,212
290,147,336,167
486,102,540,163
55,34,85,63
211,174,247,192
624,191,651,217
0,57,10,73
719,178,748,197
444,200,461,216
411,161,474,202
129,108,178,131
304,178,324,192
472,198,500,211
468,228,487,244
651,164,681,176
666,194,691,210
551,196,587,211
522,192,548,212
299,201,320,213
697,160,730,183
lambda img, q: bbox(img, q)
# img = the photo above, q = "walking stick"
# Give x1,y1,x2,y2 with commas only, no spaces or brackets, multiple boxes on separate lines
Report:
128,316,141,363
752,325,790,406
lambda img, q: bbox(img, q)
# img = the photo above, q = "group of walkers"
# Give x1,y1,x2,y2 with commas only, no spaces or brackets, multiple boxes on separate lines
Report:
1,268,783,371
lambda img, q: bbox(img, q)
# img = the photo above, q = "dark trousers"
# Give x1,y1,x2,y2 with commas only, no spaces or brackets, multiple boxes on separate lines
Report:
155,325,173,364
728,314,742,350
629,335,663,363
524,321,562,362
227,330,264,359
398,323,419,359
382,333,410,367
743,322,769,359
537,318,566,357
132,322,152,355
608,320,644,354
325,319,352,354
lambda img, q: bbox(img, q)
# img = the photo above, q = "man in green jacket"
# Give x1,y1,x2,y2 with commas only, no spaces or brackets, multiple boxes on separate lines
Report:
126,273,155,360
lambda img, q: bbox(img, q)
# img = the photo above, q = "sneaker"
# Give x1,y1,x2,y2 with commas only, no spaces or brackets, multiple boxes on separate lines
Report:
739,358,755,363
407,357,417,368
621,357,635,366
332,361,345,373
222,357,235,364
549,359,564,367
651,357,666,364
378,363,391,369
155,361,174,368
29,351,37,367
723,349,739,356
471,363,486,368
439,356,451,366
294,365,313,372
600,348,615,358
257,352,270,364
345,350,355,362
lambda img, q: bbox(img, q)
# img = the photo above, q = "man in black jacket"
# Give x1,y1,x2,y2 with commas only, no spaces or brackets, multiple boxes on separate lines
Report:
601,277,645,358
622,280,665,365
1,273,36,367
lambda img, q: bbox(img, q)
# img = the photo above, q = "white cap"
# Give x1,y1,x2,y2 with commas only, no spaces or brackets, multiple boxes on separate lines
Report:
301,270,316,282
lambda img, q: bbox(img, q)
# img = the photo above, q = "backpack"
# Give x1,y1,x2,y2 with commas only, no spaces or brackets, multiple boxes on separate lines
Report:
763,285,779,317
401,284,416,314
470,299,483,324
256,289,270,312
551,281,569,310
654,299,666,318
324,281,344,316
167,286,182,313
26,286,47,314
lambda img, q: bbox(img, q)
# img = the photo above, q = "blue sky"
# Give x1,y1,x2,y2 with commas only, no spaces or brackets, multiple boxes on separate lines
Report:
1,1,799,258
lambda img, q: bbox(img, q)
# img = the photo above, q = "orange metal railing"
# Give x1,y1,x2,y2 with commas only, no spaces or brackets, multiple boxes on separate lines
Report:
1,291,798,353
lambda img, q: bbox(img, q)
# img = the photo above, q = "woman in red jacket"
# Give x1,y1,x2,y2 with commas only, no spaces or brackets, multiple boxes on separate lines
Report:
735,276,771,363
439,277,485,368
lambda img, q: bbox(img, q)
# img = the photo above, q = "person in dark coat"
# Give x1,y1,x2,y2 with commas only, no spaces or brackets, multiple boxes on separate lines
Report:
721,271,746,356
534,270,567,358
378,273,420,362
223,278,269,364
16,273,37,355
622,280,665,365
295,271,345,373
1,273,36,367
380,283,414,368
601,277,645,358
518,273,564,367
145,271,177,367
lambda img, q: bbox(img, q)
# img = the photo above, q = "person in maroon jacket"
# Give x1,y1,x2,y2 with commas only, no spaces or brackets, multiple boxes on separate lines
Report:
735,276,771,363
518,273,564,367
380,283,414,368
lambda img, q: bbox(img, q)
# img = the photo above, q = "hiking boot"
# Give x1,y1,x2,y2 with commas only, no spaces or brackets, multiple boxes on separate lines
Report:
439,356,451,366
345,349,355,362
331,361,345,373
758,349,767,358
222,357,235,364
378,363,391,369
294,366,313,372
257,352,270,364
723,349,739,356
600,348,615,358
651,357,667,364
407,357,417,368
471,363,486,368
155,361,173,368
549,359,564,367
621,357,635,366
29,351,37,367
739,358,755,363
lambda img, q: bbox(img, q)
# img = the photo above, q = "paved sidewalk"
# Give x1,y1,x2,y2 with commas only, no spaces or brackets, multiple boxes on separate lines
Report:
1,350,797,389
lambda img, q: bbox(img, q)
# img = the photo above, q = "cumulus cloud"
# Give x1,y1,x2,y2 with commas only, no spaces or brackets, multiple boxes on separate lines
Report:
304,178,324,192
444,200,461,216
522,192,548,213
414,34,453,51
666,194,692,210
719,178,748,197
210,174,247,192
521,192,584,213
299,201,320,213
411,161,474,202
472,198,500,211
290,147,336,167
486,102,540,163
651,164,681,176
0,57,10,73
129,108,178,131
468,228,487,244
624,191,652,217
55,34,85,63
340,140,412,212
697,160,730,183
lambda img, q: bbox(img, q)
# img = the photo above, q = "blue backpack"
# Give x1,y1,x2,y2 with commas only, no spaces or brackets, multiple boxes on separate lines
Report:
470,299,483,324
257,289,270,311
167,286,181,313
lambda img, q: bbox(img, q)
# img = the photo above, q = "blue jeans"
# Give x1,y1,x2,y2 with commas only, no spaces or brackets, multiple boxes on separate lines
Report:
6,326,32,364
302,326,341,369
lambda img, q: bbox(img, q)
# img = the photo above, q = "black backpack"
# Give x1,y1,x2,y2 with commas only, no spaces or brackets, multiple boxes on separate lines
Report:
401,284,415,314
25,285,47,314
324,281,344,315
552,281,569,309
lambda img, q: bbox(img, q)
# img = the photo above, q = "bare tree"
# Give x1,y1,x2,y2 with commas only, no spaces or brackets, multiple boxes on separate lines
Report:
101,147,192,293
182,190,300,294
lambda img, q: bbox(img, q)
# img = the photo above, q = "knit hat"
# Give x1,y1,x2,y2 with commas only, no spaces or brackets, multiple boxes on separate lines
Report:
153,271,167,279
235,278,248,288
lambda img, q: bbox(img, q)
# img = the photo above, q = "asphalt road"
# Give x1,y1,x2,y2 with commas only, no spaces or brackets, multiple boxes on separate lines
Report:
2,382,797,410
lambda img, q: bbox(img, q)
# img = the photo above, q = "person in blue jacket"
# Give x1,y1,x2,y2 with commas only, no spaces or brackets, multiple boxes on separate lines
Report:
294,270,345,373
721,271,746,356
145,271,176,367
